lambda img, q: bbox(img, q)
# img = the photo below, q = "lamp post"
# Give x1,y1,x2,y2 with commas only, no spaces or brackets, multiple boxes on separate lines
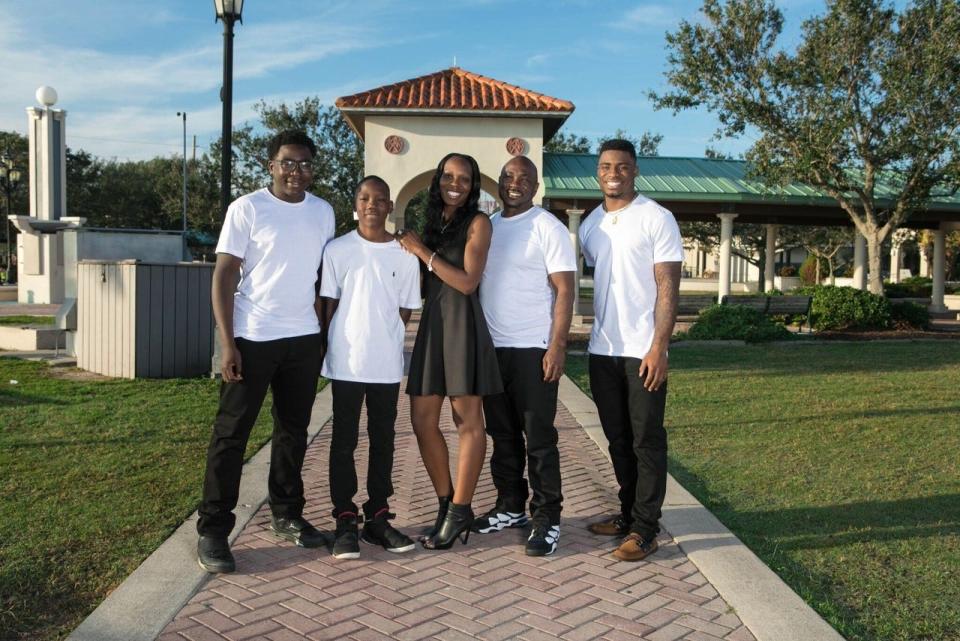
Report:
0,156,22,275
214,0,244,218
176,112,188,232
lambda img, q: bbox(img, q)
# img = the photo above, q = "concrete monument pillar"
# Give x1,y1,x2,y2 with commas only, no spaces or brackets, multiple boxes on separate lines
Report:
931,225,947,312
566,208,586,318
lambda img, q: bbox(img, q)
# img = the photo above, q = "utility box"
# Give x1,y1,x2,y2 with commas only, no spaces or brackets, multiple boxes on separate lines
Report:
77,260,215,378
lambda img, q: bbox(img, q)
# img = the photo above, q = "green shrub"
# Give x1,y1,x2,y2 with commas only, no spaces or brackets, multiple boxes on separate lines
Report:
796,285,892,331
799,255,830,285
685,304,793,342
890,301,930,329
884,276,932,298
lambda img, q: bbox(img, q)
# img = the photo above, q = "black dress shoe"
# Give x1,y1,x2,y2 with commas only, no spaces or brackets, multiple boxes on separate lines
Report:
197,536,235,573
270,516,328,548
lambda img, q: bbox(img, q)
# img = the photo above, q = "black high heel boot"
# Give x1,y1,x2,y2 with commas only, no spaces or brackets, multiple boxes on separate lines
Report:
419,495,452,543
422,502,473,550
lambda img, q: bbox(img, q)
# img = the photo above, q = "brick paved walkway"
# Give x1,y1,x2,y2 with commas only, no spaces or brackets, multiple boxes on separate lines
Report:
157,392,756,641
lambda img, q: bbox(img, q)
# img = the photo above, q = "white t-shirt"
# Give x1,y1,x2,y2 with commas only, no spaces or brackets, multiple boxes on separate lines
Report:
480,206,577,349
579,194,684,359
320,231,422,383
216,188,336,342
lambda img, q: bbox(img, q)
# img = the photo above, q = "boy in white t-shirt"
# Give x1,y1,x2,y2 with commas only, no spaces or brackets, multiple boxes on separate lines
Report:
320,176,422,559
197,131,336,574
579,139,683,562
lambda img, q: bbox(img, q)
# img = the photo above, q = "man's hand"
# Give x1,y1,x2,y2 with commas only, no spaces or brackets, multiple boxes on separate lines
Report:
221,342,243,382
638,347,668,391
542,344,565,383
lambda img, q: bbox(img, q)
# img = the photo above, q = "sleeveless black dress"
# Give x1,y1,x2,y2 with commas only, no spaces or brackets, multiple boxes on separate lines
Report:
406,213,503,397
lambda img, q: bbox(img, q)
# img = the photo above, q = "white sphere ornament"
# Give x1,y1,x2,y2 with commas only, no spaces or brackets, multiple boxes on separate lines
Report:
36,86,58,107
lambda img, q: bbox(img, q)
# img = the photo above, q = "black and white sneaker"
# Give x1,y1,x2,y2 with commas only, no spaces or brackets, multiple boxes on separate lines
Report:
472,504,528,533
361,511,415,553
332,513,360,559
525,523,560,557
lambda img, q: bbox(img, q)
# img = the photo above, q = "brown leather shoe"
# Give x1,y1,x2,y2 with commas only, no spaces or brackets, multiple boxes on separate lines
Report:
613,533,659,562
588,515,630,536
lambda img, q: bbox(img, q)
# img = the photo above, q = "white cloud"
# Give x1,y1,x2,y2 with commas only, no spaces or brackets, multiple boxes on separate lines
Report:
526,53,550,68
612,4,682,30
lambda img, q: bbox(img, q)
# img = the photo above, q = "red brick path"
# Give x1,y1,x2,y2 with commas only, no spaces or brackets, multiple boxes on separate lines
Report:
157,392,755,641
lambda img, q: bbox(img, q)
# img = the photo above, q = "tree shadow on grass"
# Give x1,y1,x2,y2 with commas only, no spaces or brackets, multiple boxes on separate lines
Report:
669,457,960,549
0,388,70,408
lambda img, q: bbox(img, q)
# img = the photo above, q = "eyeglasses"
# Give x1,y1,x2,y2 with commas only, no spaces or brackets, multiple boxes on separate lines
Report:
273,159,315,173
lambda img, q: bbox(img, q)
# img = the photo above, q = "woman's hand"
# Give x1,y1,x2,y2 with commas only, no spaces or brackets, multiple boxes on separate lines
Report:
395,228,428,261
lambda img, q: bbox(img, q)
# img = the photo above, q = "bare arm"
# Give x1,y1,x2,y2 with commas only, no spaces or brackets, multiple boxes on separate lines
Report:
400,308,413,326
322,297,339,330
638,261,681,391
212,253,242,382
542,270,575,383
397,215,492,295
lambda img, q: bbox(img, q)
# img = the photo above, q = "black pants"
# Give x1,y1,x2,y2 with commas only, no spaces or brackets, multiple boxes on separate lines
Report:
197,334,321,538
329,379,400,519
589,354,668,540
482,347,562,525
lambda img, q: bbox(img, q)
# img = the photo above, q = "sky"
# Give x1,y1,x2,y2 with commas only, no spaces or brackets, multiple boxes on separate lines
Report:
0,0,833,162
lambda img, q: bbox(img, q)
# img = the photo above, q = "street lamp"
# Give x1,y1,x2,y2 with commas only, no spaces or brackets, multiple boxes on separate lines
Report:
176,111,188,232
0,156,22,277
214,0,244,218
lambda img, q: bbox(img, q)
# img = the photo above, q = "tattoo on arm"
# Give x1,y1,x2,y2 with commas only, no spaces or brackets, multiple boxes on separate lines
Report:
652,262,682,351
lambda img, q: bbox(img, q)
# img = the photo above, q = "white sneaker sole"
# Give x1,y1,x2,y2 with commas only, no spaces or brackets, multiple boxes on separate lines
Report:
332,550,360,560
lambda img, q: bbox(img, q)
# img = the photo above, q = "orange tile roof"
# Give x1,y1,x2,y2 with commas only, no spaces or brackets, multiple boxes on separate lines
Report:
335,67,575,113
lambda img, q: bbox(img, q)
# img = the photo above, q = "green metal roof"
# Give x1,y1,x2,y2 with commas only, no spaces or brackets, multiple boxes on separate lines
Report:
542,153,960,210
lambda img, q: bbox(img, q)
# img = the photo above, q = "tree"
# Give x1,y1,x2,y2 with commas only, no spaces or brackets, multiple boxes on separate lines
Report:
211,99,364,234
796,226,852,284
652,0,960,294
544,132,592,153
598,129,663,157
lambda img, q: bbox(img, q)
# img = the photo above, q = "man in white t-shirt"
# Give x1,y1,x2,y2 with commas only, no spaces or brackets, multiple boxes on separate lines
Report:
476,156,576,556
319,176,421,560
197,131,336,574
579,139,683,562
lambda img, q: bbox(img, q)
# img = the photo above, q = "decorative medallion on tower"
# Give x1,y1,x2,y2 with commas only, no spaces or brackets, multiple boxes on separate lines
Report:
384,135,405,154
506,137,526,156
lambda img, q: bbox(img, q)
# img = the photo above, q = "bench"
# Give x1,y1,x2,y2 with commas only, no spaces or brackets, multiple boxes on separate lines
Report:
677,295,721,321
720,295,813,332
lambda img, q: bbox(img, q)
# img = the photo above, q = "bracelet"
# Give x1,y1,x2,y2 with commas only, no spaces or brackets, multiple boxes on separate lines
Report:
427,251,437,272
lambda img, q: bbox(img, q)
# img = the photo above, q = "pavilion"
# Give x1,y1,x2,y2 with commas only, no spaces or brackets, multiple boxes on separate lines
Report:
336,67,960,311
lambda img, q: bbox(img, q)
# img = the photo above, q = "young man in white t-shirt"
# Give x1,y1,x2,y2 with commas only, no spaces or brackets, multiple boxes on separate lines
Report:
320,176,421,560
197,131,336,574
477,156,576,556
578,139,683,562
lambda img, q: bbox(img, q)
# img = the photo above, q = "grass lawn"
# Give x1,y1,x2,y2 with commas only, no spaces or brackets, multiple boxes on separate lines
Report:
567,342,960,641
0,358,325,641
0,316,55,326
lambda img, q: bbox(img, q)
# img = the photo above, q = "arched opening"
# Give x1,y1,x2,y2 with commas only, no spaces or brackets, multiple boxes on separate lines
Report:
393,171,501,233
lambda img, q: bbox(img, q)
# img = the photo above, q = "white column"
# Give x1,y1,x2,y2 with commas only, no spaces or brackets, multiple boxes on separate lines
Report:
717,213,738,303
764,224,778,293
566,208,585,317
853,231,867,290
919,240,930,277
932,225,947,312
889,241,902,284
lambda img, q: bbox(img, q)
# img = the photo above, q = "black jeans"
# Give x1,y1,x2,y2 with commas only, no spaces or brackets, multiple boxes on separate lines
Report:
588,354,668,540
197,333,321,538
482,347,562,525
329,379,400,519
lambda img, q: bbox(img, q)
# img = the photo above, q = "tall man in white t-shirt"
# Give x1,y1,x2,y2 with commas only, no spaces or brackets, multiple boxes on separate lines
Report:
579,139,683,562
197,131,336,573
476,156,576,556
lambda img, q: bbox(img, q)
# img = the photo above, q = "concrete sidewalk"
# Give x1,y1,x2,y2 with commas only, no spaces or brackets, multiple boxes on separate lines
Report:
69,319,843,641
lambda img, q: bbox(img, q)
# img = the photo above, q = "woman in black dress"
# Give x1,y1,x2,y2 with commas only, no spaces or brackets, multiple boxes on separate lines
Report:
395,153,502,549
